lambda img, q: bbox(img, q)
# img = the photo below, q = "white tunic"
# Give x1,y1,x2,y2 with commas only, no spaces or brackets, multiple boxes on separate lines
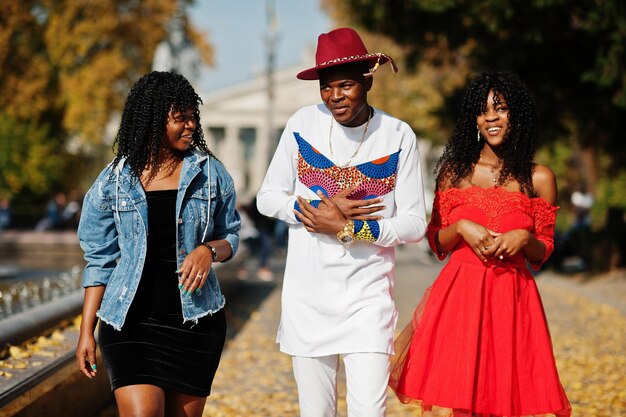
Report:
257,104,427,356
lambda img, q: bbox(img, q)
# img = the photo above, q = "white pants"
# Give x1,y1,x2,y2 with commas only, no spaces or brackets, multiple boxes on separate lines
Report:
292,353,390,417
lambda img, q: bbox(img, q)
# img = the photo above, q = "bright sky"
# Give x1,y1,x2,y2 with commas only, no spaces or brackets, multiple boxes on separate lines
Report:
189,0,331,93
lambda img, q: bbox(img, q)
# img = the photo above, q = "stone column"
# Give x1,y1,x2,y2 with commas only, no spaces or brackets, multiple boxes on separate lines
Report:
222,124,244,194
253,123,271,195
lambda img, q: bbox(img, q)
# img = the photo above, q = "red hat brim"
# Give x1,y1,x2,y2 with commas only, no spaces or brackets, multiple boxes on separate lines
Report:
296,53,391,80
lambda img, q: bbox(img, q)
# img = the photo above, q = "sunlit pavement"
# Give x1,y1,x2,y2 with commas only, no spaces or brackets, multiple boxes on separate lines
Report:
203,243,626,417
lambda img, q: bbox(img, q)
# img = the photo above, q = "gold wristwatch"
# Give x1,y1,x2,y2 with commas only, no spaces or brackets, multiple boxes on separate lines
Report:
336,220,355,245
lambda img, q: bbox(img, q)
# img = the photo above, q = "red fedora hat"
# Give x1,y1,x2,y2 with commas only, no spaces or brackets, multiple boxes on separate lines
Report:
297,27,398,80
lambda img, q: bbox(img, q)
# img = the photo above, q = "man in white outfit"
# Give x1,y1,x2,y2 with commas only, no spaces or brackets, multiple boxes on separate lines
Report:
257,27,427,416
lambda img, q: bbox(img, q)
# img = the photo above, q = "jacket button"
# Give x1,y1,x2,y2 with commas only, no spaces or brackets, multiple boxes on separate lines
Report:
180,249,185,255
178,218,183,224
121,201,127,207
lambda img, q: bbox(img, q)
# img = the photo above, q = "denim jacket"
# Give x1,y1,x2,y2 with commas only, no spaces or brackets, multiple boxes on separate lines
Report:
77,150,240,330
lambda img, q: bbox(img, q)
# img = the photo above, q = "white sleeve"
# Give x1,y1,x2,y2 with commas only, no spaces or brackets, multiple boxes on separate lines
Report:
375,129,427,247
256,118,301,224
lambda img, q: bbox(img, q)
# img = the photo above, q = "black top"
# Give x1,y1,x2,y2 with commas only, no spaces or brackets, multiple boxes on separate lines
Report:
126,189,181,320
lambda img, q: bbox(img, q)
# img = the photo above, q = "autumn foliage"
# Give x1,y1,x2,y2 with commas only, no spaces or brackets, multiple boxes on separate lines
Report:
0,0,212,200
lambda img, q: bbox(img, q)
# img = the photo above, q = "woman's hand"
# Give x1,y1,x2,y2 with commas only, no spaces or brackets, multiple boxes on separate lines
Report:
456,219,501,262
484,229,531,259
330,184,384,221
177,246,213,296
76,286,104,378
294,191,347,235
76,332,97,379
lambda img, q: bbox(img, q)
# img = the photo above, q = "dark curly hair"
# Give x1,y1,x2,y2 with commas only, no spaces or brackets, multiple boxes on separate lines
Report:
435,71,538,196
112,71,215,178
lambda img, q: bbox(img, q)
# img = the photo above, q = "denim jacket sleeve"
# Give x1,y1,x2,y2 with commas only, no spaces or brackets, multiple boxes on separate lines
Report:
211,160,241,261
77,169,120,287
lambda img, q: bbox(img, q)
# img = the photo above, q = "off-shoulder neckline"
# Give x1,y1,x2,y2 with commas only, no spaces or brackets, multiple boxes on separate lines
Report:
435,186,558,207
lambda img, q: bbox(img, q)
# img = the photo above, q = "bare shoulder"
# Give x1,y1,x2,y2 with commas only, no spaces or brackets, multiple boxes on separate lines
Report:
532,164,558,205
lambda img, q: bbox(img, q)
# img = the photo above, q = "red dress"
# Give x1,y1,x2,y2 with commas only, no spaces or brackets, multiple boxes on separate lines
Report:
390,186,571,417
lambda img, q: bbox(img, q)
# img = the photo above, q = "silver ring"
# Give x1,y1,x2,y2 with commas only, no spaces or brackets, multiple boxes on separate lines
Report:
196,274,203,279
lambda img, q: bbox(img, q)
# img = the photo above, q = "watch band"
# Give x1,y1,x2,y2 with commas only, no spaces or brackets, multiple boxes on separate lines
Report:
336,220,355,244
202,242,218,261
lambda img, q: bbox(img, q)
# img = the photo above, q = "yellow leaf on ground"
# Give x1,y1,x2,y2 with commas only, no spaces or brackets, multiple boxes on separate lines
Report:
9,346,31,359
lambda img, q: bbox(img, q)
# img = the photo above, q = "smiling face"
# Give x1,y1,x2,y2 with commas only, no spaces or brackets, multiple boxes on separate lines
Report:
477,89,510,147
319,63,373,127
162,108,197,153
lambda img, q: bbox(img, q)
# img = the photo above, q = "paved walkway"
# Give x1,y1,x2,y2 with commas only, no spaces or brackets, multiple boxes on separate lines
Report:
203,244,626,417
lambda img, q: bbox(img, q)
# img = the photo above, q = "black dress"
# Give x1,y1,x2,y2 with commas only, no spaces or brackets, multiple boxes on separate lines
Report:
98,189,226,397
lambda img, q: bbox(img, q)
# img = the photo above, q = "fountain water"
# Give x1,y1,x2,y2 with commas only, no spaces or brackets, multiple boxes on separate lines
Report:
0,266,82,320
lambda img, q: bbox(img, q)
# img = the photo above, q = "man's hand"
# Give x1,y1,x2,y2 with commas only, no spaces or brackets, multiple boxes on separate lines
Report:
331,184,384,220
294,191,347,235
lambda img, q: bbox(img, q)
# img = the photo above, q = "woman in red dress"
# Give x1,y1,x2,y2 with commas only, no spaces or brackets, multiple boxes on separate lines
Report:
389,72,571,417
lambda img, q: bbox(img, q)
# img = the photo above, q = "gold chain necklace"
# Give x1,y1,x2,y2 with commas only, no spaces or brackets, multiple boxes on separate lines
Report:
479,155,500,183
329,107,372,168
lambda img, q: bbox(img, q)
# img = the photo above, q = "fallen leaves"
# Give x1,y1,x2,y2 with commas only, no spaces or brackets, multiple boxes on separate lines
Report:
1,320,77,381
201,277,626,417
539,282,626,416
8,346,31,360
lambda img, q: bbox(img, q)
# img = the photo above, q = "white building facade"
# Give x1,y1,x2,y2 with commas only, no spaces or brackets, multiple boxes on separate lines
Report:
200,61,320,200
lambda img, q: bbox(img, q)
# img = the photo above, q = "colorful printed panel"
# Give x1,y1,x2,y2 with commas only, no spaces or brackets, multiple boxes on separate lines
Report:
294,133,399,199
294,199,321,213
354,220,379,243
293,133,400,242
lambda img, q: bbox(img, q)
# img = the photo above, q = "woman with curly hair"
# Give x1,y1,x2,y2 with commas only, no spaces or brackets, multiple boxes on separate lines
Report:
389,71,571,416
75,71,240,417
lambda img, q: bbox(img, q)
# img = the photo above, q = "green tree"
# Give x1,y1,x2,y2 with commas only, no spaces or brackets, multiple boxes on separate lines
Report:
42,0,212,143
325,0,625,155
0,0,212,209
324,0,626,224
360,32,473,144
0,113,64,197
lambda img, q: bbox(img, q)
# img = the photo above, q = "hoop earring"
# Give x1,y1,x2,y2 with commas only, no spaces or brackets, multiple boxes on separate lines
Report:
477,130,481,142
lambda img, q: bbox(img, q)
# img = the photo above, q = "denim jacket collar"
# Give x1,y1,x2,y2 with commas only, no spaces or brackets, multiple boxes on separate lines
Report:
112,150,213,240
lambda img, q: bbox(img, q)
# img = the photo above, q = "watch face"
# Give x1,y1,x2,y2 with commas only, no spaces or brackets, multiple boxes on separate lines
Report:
205,243,218,261
340,234,353,244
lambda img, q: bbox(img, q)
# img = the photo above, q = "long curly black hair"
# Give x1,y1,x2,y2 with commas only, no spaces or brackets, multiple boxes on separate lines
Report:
435,71,538,196
112,71,214,178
